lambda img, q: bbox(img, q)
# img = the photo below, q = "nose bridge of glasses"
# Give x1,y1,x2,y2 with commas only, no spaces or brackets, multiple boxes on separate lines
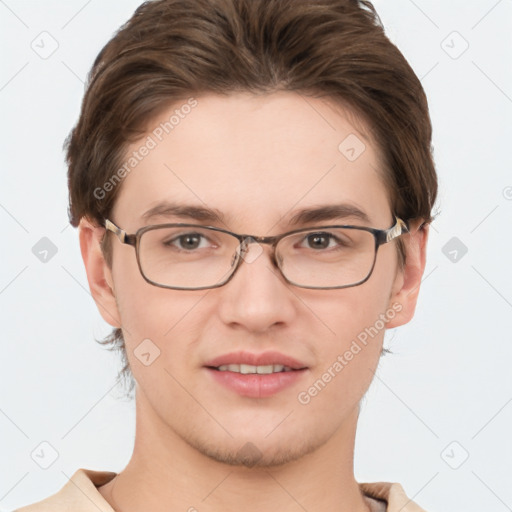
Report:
238,234,279,266
240,233,275,246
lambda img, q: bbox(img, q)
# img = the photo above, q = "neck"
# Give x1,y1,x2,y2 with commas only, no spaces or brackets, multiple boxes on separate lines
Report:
99,388,371,512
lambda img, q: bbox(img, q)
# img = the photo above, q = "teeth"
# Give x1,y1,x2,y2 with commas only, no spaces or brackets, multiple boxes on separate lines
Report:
216,364,294,374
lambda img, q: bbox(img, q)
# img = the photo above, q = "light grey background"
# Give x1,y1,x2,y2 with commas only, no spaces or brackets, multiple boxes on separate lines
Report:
1,1,511,511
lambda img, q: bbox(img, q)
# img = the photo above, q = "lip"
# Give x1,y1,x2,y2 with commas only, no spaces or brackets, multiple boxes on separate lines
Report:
203,350,308,370
205,368,307,398
203,351,309,398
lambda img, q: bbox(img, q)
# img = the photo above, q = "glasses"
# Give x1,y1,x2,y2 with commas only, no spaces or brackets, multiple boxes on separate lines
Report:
104,216,409,290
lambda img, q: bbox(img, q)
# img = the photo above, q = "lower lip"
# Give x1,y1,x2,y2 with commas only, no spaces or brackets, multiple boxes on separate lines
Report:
205,368,307,398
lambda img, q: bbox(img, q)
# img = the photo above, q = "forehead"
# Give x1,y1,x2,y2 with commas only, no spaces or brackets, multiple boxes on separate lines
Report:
112,91,391,231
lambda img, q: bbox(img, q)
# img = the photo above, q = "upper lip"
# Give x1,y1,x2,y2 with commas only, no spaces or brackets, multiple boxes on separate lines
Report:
204,351,308,370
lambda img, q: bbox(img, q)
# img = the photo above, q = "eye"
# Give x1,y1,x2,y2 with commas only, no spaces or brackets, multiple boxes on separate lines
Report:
164,232,211,251
301,232,344,250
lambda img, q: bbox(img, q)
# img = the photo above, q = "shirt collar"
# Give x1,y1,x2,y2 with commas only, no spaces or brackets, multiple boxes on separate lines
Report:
16,468,427,512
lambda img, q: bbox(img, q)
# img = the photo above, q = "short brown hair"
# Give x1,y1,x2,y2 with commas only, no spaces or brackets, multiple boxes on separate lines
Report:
65,0,437,396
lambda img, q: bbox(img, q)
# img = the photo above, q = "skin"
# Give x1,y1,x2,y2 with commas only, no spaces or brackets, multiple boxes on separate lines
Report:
79,91,428,512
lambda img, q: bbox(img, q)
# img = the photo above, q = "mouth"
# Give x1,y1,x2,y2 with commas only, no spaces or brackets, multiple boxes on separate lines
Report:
208,364,299,374
203,351,309,398
203,350,308,371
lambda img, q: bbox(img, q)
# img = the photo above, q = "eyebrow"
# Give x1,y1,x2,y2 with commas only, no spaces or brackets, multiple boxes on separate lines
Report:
140,201,371,226
141,202,225,224
287,204,371,225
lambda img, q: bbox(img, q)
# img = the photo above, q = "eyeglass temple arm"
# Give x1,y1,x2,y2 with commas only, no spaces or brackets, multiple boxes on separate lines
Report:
384,217,409,243
105,219,129,243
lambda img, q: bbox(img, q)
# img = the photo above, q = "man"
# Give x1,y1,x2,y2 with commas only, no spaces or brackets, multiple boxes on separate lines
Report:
16,0,436,510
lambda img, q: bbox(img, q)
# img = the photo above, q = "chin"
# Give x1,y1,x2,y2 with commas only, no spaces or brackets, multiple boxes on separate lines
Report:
182,427,327,469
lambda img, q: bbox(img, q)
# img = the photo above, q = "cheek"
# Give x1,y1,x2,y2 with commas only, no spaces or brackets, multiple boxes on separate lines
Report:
116,284,206,347
303,259,397,401
111,246,192,333
112,272,213,382
315,268,394,350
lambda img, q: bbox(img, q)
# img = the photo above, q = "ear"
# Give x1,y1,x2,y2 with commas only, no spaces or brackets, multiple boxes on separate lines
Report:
386,218,429,329
78,217,122,328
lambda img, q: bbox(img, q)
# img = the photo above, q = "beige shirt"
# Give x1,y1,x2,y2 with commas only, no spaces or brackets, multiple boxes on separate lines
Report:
14,468,427,512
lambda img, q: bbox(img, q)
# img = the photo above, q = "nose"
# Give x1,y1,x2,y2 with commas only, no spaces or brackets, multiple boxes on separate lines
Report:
216,241,297,333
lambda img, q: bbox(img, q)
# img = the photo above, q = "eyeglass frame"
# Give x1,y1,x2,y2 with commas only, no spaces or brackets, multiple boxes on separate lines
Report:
103,216,410,291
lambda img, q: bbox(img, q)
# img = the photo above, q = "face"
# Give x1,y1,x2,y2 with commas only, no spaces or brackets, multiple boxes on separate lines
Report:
81,91,426,468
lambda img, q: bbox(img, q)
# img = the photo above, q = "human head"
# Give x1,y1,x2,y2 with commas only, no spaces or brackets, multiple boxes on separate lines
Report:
66,0,437,396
